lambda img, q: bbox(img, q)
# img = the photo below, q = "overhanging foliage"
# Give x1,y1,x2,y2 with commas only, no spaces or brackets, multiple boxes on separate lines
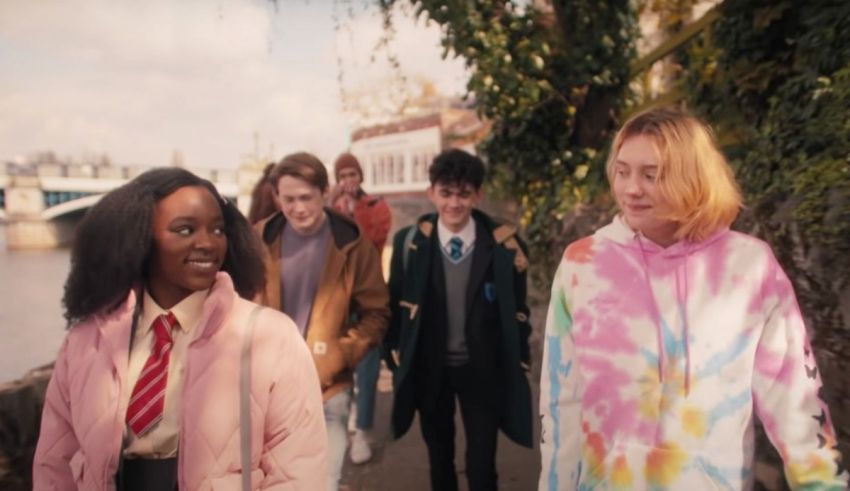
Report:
380,0,638,275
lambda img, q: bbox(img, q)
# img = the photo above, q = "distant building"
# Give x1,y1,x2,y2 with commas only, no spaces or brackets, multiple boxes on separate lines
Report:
345,106,492,243
349,107,489,195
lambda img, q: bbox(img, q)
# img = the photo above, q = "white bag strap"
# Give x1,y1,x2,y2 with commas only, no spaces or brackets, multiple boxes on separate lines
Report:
240,305,264,491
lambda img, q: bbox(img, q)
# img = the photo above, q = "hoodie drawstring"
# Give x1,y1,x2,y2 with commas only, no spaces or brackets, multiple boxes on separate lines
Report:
636,235,692,396
678,252,691,396
637,236,665,385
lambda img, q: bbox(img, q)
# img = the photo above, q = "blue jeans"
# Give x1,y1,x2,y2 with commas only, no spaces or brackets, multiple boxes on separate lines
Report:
354,346,381,430
324,389,351,491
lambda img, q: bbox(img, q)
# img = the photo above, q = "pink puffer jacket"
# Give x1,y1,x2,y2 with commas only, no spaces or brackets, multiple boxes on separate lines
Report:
33,272,327,490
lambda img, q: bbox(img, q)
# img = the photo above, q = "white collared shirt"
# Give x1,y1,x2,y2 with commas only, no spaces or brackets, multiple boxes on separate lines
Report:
123,289,208,458
437,215,476,257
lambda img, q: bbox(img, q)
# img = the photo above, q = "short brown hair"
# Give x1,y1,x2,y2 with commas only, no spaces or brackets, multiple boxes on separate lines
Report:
269,152,329,192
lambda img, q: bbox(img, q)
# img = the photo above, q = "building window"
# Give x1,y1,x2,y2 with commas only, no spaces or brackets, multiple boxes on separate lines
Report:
381,155,389,185
411,149,436,183
366,150,435,186
412,154,418,178
386,155,395,184
421,153,431,182
395,153,404,183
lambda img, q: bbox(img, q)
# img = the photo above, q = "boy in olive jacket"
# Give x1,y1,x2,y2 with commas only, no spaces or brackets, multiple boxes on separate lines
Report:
384,149,532,491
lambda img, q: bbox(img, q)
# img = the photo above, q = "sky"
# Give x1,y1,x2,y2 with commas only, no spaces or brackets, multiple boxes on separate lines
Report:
0,0,469,169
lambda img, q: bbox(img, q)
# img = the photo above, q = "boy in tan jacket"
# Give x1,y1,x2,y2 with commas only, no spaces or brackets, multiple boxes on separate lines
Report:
255,152,390,491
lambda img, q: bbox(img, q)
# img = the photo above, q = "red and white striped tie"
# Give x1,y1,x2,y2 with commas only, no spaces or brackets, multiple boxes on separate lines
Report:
126,311,176,436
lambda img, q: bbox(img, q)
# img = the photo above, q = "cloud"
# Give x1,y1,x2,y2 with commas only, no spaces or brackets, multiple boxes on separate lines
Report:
0,0,271,69
0,0,467,169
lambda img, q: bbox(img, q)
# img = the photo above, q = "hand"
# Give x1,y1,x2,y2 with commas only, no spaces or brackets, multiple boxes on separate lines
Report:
312,341,349,389
328,184,345,202
340,182,360,196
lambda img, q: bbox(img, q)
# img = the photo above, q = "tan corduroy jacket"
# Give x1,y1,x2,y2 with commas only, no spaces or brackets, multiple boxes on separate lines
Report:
254,209,390,400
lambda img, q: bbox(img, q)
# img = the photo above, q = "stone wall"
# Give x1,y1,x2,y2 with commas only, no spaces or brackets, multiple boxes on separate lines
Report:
0,364,51,490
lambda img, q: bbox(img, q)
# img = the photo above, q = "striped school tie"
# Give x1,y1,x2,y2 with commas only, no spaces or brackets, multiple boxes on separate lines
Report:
448,236,464,260
126,311,176,436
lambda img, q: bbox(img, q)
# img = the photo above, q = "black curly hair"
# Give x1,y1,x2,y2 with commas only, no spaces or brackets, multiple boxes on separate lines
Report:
428,148,486,189
62,167,265,324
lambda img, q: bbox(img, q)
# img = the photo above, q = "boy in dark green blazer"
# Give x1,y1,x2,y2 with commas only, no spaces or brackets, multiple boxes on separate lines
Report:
384,149,533,491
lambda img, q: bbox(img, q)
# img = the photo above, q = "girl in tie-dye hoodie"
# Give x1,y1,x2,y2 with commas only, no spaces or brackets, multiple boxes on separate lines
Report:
539,107,848,490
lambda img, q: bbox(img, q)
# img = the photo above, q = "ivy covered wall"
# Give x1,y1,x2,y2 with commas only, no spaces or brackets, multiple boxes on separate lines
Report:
391,0,850,485
683,0,850,480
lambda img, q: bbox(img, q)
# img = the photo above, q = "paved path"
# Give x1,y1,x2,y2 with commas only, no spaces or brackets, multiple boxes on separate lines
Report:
339,365,542,491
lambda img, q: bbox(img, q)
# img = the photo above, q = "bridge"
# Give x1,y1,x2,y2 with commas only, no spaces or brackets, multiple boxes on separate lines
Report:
0,162,262,249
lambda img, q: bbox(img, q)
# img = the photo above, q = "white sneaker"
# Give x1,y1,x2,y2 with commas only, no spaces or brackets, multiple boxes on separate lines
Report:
349,430,372,464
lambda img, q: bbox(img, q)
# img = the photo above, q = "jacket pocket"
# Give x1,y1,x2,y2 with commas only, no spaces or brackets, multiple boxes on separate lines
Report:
311,340,347,389
210,468,266,491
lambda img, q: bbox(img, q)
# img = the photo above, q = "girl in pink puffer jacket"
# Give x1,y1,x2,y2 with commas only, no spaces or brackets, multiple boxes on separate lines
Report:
33,168,327,490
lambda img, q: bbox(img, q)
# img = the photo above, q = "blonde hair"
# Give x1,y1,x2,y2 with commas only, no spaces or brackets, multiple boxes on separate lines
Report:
606,106,742,242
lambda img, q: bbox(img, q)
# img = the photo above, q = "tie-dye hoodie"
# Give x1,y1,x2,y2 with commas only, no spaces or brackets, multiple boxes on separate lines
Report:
539,215,847,490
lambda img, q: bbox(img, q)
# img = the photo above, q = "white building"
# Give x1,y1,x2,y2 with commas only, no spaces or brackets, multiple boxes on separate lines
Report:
349,109,487,195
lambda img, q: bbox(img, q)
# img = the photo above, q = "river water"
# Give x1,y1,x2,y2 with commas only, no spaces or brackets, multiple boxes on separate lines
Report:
0,223,395,384
0,225,69,383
